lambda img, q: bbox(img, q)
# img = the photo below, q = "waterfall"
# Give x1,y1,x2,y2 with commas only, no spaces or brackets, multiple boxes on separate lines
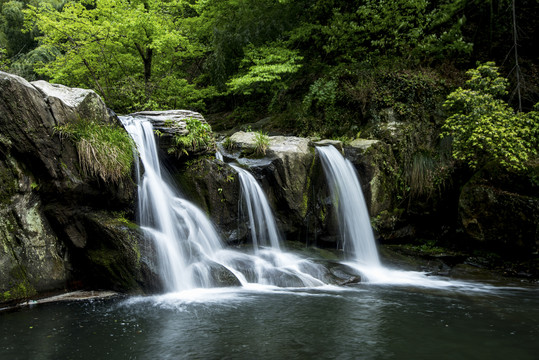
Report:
121,116,328,290
121,116,228,292
230,164,281,252
317,146,381,267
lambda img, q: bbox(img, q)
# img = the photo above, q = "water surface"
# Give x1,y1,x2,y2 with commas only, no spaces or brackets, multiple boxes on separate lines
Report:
2,282,538,359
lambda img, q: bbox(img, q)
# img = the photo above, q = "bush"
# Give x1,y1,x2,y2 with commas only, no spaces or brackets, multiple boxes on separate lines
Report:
442,62,538,171
171,118,215,155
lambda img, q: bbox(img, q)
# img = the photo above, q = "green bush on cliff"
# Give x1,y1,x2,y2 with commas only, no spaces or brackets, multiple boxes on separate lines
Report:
442,62,538,172
170,118,215,156
55,119,133,183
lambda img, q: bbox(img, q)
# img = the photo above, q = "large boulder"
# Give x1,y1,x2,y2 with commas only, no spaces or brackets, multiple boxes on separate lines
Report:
0,71,152,303
0,173,68,302
226,132,316,239
32,80,114,126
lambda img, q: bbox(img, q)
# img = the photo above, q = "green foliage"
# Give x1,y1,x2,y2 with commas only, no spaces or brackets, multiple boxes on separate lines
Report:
54,118,134,183
171,118,215,155
442,62,538,171
24,0,205,112
254,131,270,156
227,43,303,95
222,136,236,150
0,46,8,70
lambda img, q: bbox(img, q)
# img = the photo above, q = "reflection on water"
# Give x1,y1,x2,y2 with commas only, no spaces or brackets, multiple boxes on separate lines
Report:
1,283,539,360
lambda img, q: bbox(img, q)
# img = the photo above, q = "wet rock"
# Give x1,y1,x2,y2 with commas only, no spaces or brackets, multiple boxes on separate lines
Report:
459,165,539,255
224,132,316,239
0,71,144,303
312,139,343,152
0,192,69,302
174,158,240,242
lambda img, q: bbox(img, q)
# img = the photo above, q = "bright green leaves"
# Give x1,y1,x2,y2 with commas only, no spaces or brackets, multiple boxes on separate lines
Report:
227,44,303,95
465,62,509,97
442,62,537,171
24,0,203,112
170,118,215,155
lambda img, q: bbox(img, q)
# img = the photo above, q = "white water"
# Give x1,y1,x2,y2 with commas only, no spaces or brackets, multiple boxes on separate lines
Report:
120,117,509,293
317,146,381,267
122,116,228,292
122,116,327,290
230,164,282,251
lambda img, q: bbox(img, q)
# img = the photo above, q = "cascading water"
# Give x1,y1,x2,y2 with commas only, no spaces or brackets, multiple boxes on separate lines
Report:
229,164,281,252
221,163,326,287
122,116,327,290
121,117,479,292
317,145,381,267
121,116,228,292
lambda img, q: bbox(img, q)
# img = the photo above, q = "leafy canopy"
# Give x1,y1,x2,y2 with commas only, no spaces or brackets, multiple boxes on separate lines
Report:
24,0,205,112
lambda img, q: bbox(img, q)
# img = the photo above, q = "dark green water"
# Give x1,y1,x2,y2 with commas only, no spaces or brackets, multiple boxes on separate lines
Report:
1,283,538,359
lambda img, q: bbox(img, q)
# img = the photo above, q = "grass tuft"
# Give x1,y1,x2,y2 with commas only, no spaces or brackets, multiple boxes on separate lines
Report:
254,131,270,156
55,119,133,183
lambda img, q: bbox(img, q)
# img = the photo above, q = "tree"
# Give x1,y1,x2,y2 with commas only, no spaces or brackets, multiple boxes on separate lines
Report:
442,62,538,171
25,0,205,112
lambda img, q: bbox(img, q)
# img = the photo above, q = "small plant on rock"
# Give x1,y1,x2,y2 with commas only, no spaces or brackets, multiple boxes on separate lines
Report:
223,136,236,150
254,131,270,156
54,118,133,183
171,118,215,155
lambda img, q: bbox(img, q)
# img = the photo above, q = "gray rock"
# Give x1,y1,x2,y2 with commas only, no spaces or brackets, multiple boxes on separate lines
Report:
312,139,343,152
130,110,210,156
225,132,316,237
31,80,113,125
348,138,380,151
0,72,145,303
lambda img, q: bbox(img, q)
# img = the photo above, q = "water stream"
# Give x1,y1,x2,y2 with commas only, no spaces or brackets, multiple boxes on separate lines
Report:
122,116,328,289
230,164,282,251
317,145,380,267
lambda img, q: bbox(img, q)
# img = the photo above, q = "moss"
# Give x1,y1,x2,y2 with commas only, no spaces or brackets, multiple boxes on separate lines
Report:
0,160,18,205
301,153,317,218
113,211,139,230
1,265,38,302
87,247,139,289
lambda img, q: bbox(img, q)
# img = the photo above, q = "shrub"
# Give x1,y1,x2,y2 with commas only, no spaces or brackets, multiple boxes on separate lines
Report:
442,62,538,171
171,118,215,155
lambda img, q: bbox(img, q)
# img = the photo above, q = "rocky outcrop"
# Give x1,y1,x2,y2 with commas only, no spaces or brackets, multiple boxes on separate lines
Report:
32,80,114,126
225,132,317,239
0,71,153,303
129,110,211,159
174,157,242,242
207,132,397,246
459,164,539,255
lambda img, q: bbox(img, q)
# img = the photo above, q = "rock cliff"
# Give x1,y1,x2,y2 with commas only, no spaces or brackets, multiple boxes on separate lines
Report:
0,72,155,304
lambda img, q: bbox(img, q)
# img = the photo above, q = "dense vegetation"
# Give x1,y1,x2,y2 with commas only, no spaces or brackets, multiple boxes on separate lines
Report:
1,0,538,251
